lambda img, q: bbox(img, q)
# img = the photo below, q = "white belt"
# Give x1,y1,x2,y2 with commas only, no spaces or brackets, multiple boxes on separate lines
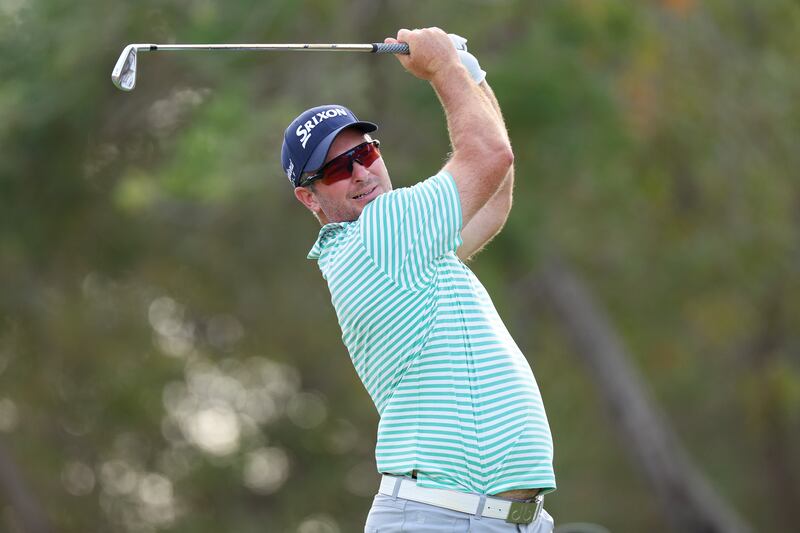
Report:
378,475,543,524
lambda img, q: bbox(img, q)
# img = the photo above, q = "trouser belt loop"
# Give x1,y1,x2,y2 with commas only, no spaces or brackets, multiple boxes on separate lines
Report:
391,476,403,501
474,494,487,520
532,493,544,522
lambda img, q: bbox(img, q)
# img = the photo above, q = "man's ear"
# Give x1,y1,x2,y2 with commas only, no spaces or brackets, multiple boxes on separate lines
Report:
294,186,320,212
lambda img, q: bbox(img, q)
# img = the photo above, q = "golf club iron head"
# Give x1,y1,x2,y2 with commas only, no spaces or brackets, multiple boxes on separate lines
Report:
111,44,138,91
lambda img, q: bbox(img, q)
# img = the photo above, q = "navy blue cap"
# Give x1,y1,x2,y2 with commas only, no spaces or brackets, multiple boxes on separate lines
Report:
281,104,378,187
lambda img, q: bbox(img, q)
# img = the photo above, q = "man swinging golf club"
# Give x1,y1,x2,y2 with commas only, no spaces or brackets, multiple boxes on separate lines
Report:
281,28,555,532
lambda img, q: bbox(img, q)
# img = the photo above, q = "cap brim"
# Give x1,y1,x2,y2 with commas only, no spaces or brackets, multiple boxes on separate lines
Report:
301,121,378,177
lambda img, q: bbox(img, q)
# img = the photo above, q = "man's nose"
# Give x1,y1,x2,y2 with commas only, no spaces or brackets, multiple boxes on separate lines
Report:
351,161,369,180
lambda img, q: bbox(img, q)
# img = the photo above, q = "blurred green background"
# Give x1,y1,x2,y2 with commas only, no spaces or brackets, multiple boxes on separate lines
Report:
1,0,799,531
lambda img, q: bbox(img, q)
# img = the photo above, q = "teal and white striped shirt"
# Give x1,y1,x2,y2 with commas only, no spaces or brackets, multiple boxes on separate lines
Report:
308,171,555,495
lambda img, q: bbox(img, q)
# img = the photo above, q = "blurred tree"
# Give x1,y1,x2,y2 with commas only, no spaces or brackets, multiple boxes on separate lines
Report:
532,256,752,533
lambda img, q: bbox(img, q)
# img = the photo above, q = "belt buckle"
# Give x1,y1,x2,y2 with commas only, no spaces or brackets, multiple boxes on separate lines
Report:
505,494,543,525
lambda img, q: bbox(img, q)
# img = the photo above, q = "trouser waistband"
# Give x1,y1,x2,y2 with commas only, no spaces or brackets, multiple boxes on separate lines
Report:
378,475,543,525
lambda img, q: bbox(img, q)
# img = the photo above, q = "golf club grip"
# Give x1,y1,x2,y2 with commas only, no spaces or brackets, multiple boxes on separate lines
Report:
372,42,410,55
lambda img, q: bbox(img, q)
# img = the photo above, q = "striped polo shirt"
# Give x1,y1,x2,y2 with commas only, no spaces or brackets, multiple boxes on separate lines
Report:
308,171,555,495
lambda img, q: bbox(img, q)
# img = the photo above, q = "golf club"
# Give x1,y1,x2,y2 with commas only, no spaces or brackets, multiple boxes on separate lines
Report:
111,42,411,91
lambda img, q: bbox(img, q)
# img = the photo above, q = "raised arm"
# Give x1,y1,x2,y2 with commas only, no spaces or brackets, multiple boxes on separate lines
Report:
457,81,514,261
386,28,513,227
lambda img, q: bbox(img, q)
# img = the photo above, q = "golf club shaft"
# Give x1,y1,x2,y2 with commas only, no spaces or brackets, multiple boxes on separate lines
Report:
131,43,409,54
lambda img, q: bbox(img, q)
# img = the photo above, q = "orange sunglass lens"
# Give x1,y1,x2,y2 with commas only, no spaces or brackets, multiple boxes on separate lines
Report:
321,143,380,182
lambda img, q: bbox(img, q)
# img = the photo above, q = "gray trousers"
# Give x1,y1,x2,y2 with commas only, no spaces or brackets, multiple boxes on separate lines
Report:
364,493,555,532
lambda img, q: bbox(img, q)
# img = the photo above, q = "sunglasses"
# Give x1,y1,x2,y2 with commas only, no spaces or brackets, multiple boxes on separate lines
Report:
300,140,381,187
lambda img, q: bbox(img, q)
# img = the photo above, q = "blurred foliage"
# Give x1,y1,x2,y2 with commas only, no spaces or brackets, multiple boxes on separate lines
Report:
1,0,799,532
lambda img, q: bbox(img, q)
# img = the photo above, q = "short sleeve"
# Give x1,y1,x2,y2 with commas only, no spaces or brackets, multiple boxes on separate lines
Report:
359,171,463,288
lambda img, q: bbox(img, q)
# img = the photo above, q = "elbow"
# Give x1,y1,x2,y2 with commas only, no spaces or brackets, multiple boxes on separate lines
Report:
487,141,514,182
499,143,514,173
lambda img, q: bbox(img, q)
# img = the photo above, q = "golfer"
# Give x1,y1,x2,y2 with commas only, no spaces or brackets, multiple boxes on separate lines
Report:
281,28,555,532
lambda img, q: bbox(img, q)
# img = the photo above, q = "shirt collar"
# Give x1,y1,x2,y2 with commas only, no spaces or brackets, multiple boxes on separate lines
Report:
307,221,351,260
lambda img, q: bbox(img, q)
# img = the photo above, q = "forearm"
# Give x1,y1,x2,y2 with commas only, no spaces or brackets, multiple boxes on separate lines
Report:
431,66,510,163
479,80,514,200
457,81,515,261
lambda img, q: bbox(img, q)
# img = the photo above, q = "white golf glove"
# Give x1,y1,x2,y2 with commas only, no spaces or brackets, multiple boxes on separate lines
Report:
448,33,487,84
